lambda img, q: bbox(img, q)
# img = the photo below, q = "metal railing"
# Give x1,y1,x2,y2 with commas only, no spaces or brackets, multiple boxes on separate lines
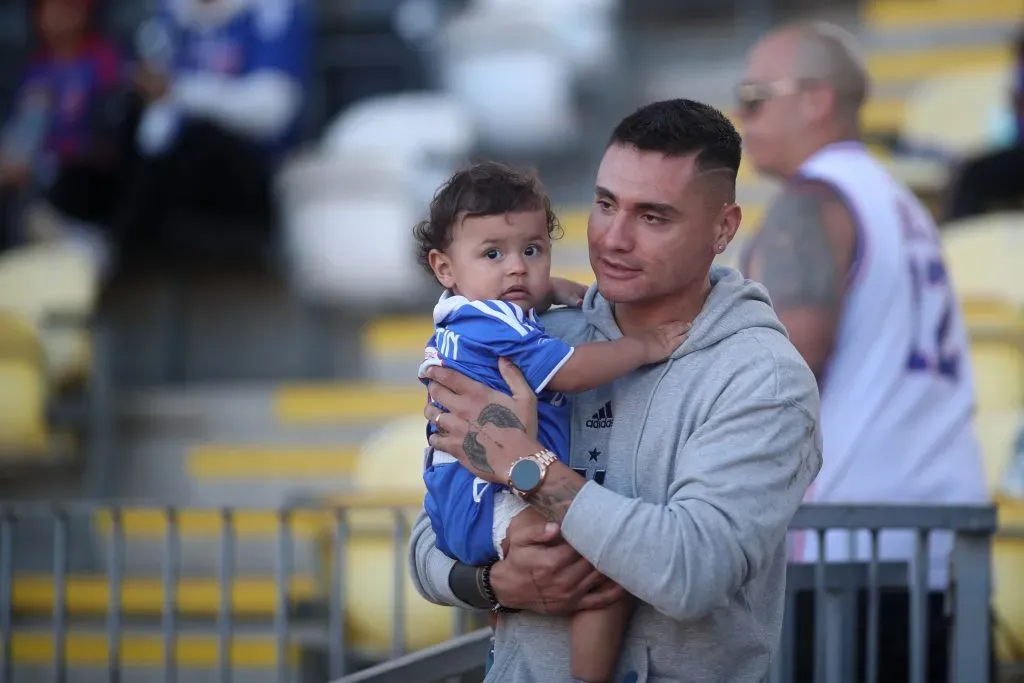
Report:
0,495,480,683
0,501,1002,683
335,503,1000,683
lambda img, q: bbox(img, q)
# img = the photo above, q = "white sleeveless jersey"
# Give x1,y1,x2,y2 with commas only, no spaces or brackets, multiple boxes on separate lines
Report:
787,142,989,586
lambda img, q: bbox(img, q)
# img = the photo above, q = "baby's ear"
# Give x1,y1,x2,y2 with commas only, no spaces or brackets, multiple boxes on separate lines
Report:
428,249,456,289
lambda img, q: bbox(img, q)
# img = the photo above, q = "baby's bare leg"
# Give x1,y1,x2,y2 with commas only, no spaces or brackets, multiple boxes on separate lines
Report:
503,510,633,683
570,586,634,683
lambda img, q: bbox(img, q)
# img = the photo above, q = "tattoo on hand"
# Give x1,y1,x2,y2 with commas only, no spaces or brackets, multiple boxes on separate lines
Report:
477,403,526,431
463,431,494,474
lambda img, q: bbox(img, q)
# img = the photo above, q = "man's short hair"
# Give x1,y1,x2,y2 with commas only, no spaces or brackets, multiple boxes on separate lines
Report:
412,160,562,278
609,99,743,194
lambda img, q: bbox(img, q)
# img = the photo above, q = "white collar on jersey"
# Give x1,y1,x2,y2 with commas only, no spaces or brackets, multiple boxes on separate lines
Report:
432,290,540,326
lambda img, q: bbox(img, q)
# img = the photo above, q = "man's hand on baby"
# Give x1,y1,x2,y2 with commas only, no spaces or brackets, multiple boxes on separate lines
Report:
636,320,692,364
490,522,626,615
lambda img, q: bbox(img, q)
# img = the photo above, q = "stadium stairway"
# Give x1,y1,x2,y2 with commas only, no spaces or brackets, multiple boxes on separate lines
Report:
6,371,415,680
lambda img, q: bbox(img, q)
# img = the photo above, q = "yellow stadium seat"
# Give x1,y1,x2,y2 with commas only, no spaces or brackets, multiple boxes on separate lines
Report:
975,410,1021,493
0,243,98,388
0,312,49,455
994,496,1024,662
315,416,454,655
961,299,1024,413
943,213,1024,306
902,66,1013,157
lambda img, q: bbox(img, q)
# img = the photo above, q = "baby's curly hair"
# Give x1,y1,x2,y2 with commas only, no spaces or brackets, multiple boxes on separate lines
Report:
413,161,562,279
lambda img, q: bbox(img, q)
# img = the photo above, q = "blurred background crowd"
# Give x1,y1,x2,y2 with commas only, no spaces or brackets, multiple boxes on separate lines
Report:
1,0,1024,680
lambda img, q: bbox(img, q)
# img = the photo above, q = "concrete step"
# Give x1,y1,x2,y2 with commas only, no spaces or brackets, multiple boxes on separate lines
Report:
108,438,362,509
862,0,1024,31
13,574,320,618
10,629,301,683
191,446,357,476
89,508,330,576
865,42,1012,86
86,504,417,576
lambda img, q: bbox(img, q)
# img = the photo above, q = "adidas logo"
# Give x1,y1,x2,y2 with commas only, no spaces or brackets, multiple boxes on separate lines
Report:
585,402,614,429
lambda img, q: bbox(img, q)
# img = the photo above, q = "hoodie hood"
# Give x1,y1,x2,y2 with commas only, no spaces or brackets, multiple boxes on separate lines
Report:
581,265,786,359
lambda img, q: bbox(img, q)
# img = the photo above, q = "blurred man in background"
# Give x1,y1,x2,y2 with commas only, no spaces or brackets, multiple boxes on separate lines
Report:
114,0,310,248
737,20,989,683
0,0,126,255
944,30,1024,221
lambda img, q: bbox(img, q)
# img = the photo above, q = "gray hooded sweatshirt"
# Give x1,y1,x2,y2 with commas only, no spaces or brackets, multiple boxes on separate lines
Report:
409,266,823,682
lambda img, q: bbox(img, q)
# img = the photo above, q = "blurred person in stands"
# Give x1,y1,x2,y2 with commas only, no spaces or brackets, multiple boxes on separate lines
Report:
114,0,310,248
945,30,1024,221
737,21,990,683
412,100,822,682
0,0,126,258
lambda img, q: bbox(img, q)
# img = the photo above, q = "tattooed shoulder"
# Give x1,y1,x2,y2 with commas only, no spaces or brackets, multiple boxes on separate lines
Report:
751,180,855,311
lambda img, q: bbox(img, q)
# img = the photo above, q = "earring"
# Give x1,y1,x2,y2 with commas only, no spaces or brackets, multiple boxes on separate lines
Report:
715,243,725,253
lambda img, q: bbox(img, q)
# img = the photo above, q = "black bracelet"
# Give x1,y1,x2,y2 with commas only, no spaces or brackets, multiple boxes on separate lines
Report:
480,559,520,614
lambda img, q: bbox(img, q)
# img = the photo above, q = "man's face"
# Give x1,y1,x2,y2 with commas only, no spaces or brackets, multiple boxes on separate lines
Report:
737,33,807,178
588,144,728,306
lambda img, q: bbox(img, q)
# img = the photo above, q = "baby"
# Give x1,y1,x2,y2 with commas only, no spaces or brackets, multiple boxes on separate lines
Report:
415,161,688,683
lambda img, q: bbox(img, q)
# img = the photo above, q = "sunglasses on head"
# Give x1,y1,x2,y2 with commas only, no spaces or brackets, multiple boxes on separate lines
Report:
735,78,811,115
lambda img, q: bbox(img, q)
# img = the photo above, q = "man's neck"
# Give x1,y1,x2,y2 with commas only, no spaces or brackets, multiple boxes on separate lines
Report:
613,277,711,338
784,127,862,177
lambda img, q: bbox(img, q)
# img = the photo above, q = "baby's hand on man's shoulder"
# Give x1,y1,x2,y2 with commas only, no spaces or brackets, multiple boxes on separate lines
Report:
633,320,692,364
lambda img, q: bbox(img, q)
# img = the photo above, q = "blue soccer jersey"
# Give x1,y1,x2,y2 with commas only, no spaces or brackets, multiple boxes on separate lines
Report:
156,0,310,154
420,293,574,565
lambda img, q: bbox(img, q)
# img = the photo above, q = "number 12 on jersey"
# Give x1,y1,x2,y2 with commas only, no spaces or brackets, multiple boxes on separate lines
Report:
906,254,960,381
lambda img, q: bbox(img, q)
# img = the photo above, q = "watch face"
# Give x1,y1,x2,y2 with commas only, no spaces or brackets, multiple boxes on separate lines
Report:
510,459,542,492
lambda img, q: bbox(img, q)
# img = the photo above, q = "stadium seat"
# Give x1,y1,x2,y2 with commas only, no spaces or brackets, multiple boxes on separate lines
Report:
316,415,453,654
276,150,431,307
0,243,99,459
975,410,1021,493
901,65,1012,157
321,92,475,207
0,243,98,388
0,312,48,455
942,212,1024,306
474,0,621,82
436,3,580,155
994,496,1024,662
961,298,1024,414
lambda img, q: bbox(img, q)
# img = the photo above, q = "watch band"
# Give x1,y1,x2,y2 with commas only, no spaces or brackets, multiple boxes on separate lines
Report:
480,559,520,614
532,449,559,467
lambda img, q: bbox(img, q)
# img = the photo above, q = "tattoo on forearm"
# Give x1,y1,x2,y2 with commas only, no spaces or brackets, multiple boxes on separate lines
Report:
462,431,494,474
529,472,583,522
755,182,846,311
477,403,526,431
